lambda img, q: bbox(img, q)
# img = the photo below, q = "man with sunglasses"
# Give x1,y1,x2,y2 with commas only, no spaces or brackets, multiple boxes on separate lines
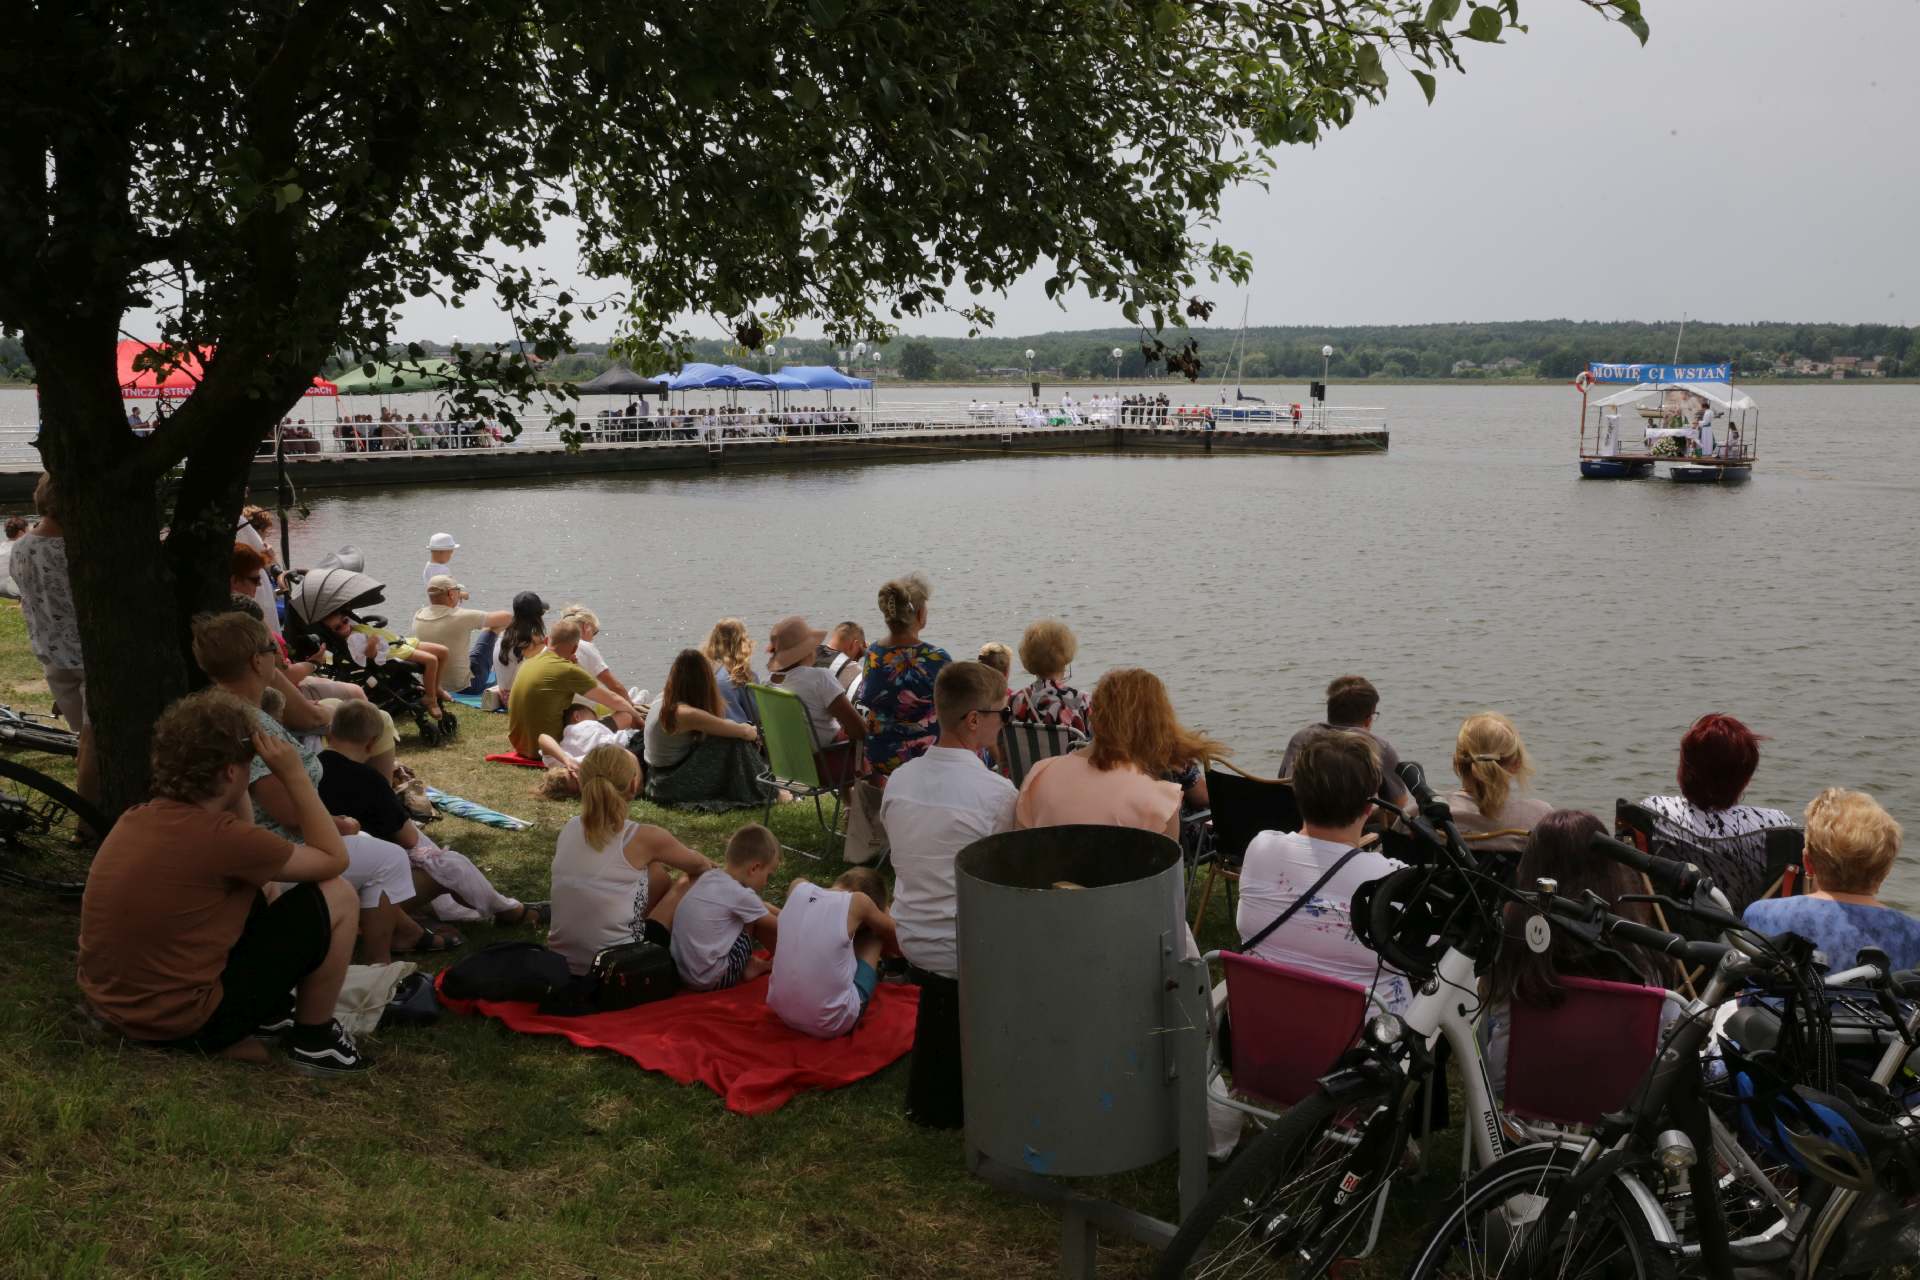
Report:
879,661,1016,1130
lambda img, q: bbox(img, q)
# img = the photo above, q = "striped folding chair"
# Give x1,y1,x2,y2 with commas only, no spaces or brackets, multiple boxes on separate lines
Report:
996,721,1086,789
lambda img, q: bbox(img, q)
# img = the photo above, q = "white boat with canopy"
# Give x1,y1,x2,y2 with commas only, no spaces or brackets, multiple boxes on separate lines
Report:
1574,361,1757,483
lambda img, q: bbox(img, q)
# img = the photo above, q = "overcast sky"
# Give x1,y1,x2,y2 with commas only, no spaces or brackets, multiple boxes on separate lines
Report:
401,0,1919,344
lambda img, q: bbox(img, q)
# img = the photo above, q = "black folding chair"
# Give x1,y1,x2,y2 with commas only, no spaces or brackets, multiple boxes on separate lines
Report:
1191,768,1301,928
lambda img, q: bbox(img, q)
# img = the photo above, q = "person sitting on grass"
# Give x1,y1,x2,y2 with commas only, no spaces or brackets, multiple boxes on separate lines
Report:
75,689,370,1075
412,576,511,697
975,642,1013,689
817,620,867,693
194,610,451,961
507,617,640,759
643,648,769,812
558,604,638,705
669,823,781,991
319,700,546,928
769,867,900,1039
319,608,454,728
548,745,715,977
702,616,760,723
488,591,549,709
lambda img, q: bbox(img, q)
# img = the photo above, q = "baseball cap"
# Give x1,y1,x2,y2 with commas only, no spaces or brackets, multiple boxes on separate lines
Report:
427,531,459,551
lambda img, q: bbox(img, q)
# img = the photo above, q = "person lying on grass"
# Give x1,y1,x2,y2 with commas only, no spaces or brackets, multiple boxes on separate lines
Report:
76,688,371,1076
194,609,452,962
536,703,643,797
320,700,547,929
548,744,714,977
670,823,781,991
769,868,901,1039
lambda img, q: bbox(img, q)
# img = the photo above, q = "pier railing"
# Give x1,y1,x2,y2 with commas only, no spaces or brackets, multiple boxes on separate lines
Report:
0,401,1390,467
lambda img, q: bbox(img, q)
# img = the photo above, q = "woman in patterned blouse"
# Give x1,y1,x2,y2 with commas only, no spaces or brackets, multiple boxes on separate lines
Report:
1008,619,1090,737
1640,712,1795,913
858,573,951,779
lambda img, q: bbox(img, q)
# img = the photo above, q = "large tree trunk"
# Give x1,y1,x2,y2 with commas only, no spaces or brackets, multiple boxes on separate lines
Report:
27,329,189,815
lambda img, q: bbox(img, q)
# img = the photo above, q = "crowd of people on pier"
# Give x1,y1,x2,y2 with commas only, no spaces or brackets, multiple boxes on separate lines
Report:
10,487,1909,1131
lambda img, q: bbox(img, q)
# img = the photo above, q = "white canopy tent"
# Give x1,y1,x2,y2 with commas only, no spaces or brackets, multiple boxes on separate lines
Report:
1590,381,1756,413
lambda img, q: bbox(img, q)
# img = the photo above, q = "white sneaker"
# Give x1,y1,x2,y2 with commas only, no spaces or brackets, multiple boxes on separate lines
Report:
628,687,650,707
481,688,502,711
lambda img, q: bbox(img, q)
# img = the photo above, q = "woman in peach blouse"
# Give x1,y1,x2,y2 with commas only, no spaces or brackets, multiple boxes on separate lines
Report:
1014,667,1227,839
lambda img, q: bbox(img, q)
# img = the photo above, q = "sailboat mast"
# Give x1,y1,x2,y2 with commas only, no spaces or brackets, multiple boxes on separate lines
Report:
1672,312,1688,363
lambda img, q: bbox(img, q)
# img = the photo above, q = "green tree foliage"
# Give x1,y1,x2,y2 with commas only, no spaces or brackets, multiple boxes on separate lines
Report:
896,341,939,381
0,0,1648,810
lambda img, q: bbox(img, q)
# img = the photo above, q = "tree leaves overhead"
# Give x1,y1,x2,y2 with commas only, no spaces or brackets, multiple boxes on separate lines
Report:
0,0,1654,431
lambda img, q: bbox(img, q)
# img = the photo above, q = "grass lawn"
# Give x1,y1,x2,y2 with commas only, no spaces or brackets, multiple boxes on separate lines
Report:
0,602,1200,1278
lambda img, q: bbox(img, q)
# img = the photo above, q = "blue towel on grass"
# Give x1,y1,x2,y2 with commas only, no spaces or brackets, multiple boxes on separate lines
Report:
426,786,531,830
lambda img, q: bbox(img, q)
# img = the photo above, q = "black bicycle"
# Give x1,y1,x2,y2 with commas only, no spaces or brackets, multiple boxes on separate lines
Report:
0,701,107,895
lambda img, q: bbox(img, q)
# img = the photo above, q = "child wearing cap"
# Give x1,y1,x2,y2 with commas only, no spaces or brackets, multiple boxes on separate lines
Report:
421,531,458,590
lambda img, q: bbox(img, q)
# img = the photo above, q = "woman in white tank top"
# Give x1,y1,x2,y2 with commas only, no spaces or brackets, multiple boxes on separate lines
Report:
547,745,713,975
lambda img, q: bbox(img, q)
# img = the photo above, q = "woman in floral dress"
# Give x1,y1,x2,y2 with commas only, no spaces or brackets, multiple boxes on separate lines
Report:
858,573,951,779
1008,618,1090,737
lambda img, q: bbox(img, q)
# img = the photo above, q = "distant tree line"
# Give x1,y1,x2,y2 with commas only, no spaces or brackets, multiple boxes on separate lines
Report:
16,321,1915,389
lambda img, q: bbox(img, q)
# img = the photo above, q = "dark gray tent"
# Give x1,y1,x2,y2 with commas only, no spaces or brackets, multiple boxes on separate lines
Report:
577,363,669,396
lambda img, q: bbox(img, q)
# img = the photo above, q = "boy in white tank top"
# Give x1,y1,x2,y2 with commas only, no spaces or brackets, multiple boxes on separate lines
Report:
768,868,900,1038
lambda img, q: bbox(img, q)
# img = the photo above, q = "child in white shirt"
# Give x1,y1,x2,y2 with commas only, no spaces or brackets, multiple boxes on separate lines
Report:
669,824,780,990
768,868,899,1038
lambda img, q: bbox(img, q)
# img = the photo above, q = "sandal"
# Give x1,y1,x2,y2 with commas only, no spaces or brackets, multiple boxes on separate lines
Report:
500,901,551,928
395,927,464,955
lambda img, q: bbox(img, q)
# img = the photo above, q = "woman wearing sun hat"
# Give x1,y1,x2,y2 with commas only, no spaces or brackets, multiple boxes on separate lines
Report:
766,615,866,788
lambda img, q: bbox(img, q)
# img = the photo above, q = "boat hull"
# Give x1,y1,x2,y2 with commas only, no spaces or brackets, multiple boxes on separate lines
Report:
1670,464,1751,484
1580,458,1655,479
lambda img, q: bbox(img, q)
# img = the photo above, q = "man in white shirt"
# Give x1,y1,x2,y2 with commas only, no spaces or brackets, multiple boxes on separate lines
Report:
413,576,510,695
1238,727,1410,1014
880,660,1017,1129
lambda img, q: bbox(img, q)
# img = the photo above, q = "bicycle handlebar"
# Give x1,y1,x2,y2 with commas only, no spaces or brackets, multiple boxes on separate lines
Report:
1587,830,1704,898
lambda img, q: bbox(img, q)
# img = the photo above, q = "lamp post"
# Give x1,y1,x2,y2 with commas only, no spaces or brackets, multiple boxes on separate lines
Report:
763,343,776,374
1111,346,1123,387
1024,347,1036,395
1321,344,1333,383
854,341,868,377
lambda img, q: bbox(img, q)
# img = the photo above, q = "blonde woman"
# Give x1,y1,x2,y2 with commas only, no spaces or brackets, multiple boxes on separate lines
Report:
1015,668,1225,839
1446,712,1553,855
702,617,759,723
859,573,950,779
547,744,713,976
559,604,634,703
1744,790,1918,970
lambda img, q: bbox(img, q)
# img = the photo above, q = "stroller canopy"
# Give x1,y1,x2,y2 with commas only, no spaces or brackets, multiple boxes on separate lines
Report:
289,565,386,626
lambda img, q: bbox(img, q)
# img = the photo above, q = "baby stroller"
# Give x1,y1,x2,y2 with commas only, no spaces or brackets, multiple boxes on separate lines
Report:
285,547,458,747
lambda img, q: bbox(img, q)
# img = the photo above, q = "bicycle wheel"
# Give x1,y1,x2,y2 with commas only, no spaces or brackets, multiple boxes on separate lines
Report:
0,757,109,895
1404,1143,1676,1280
1156,1084,1396,1278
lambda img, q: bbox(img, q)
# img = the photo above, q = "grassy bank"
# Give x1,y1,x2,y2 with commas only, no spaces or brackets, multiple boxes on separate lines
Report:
0,603,1199,1278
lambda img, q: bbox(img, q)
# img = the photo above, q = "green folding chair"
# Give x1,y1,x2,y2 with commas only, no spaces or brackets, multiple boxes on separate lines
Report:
748,683,857,861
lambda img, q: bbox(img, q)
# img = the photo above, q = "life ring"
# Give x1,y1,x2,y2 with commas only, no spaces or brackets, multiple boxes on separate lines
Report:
1573,370,1595,392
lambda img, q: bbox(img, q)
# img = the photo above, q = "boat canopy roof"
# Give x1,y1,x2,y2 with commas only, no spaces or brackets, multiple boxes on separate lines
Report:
1591,381,1756,412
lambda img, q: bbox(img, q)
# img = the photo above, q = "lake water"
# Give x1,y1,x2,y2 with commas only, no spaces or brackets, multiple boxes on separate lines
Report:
6,381,1918,903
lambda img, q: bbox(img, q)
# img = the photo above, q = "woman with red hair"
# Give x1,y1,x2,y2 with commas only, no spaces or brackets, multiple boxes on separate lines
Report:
1640,713,1793,911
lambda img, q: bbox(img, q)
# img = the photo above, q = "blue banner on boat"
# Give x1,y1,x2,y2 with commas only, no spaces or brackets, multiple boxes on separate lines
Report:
1587,362,1731,384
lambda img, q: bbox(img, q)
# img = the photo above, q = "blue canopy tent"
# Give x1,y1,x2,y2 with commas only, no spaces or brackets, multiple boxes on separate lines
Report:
776,365,872,390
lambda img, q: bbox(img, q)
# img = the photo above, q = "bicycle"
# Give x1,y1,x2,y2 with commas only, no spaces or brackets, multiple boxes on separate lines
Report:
1155,762,1763,1279
0,700,107,895
1403,890,1920,1279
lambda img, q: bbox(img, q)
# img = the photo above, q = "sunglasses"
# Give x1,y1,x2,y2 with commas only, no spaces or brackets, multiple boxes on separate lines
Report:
972,705,1014,722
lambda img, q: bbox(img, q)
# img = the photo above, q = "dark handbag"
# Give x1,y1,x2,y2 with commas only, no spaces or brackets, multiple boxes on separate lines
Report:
588,940,680,1012
439,941,573,1003
379,971,441,1029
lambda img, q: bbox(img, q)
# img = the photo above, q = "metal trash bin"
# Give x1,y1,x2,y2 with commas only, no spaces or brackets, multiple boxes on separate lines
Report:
957,824,1209,1220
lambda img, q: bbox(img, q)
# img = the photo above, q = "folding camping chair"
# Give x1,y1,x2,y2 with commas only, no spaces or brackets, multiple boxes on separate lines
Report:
996,721,1086,789
1190,768,1302,928
749,684,860,861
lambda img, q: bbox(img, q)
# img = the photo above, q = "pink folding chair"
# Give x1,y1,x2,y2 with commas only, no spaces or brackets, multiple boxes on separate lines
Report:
1214,950,1375,1115
1504,976,1669,1128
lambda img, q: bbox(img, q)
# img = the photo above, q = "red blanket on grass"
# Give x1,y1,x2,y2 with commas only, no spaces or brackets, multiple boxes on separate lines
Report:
435,971,919,1114
484,751,546,768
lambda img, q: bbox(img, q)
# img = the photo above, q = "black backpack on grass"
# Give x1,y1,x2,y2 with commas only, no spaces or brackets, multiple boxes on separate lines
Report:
438,941,573,1004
